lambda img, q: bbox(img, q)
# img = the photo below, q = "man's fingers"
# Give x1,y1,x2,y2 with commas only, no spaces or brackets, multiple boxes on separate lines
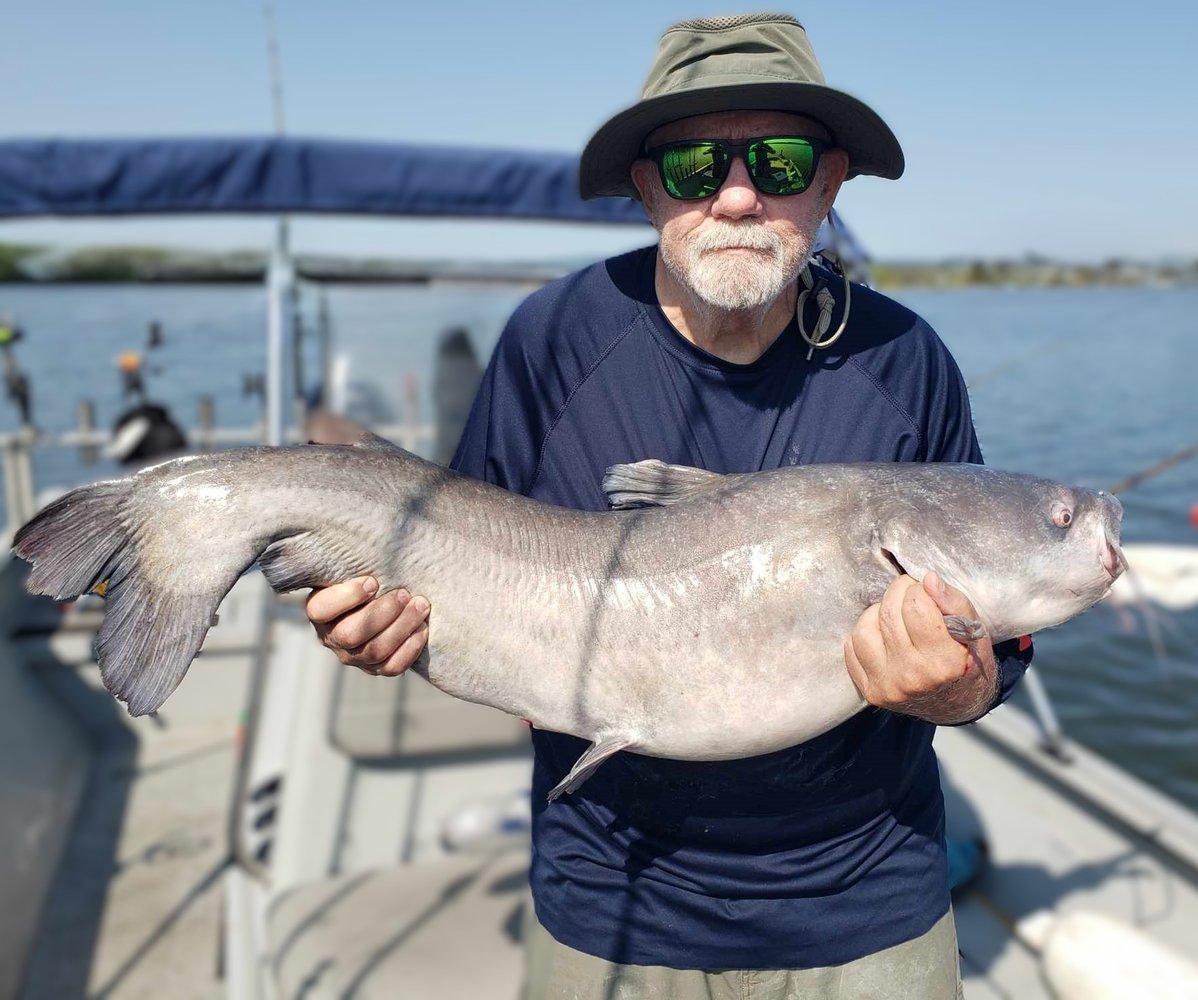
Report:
845,604,883,699
876,575,919,655
376,620,431,677
900,579,956,649
304,568,433,677
306,576,379,624
920,570,976,619
903,577,978,684
847,573,996,714
843,634,869,700
324,589,410,650
346,594,430,665
396,593,431,635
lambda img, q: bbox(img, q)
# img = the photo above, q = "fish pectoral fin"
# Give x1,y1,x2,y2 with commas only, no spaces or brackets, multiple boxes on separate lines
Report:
602,459,732,510
547,735,637,802
944,614,987,643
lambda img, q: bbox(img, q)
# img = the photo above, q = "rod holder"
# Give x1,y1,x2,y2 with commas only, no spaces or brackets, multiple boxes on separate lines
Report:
77,400,97,464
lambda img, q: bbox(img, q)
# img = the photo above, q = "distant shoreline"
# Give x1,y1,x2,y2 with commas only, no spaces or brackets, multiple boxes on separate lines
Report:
1,243,1194,289
871,260,1197,290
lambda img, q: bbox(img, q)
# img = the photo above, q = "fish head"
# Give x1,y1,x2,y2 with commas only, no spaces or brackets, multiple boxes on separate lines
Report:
876,469,1124,643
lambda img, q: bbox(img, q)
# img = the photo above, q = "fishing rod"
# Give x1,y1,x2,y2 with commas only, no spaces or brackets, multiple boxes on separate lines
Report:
1107,441,1198,496
1013,437,1198,758
1101,440,1198,674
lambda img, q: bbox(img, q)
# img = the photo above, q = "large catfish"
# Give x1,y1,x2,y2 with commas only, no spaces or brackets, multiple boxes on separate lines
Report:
13,434,1124,799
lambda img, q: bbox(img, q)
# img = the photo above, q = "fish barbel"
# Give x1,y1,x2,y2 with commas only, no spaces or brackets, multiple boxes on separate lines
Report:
13,434,1124,798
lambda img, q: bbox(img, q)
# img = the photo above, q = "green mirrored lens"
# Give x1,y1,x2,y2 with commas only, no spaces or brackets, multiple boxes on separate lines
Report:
747,139,816,195
659,143,726,200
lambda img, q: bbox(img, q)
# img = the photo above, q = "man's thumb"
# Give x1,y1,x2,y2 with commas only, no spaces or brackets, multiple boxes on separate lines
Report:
922,570,971,617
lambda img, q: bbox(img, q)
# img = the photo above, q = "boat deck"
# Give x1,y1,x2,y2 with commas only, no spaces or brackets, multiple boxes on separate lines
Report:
939,703,1198,999
14,576,265,1000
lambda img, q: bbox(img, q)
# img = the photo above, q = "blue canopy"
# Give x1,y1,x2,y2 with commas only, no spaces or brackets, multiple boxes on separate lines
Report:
0,136,868,273
0,137,651,224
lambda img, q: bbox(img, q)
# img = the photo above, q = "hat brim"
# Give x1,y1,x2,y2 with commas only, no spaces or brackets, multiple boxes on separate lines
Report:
579,81,904,200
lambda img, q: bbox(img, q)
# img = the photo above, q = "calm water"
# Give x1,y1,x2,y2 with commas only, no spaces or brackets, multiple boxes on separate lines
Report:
2,281,1197,809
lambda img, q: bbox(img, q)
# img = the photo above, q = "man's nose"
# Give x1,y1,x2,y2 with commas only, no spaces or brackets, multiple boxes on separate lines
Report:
710,156,762,220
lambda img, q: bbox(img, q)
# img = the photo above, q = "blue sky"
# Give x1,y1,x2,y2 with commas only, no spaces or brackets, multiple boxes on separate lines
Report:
3,1,1196,262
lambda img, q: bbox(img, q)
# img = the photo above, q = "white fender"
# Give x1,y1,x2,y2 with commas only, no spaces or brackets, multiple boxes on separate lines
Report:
1039,910,1198,1000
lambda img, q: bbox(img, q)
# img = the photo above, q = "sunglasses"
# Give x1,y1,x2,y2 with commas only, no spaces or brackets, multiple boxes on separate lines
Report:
642,135,827,201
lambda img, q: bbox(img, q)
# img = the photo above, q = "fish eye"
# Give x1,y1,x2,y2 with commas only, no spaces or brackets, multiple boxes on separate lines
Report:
1051,502,1073,529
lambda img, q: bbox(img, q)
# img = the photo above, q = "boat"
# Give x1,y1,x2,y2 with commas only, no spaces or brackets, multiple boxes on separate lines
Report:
1,136,1197,1000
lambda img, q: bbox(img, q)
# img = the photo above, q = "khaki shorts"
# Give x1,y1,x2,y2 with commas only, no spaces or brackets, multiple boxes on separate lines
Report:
522,908,963,1000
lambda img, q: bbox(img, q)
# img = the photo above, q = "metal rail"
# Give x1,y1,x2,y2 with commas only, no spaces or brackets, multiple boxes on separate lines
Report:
0,420,432,537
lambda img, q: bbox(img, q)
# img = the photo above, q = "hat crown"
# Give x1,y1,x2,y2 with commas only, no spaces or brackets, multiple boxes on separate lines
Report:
642,13,826,101
578,11,904,199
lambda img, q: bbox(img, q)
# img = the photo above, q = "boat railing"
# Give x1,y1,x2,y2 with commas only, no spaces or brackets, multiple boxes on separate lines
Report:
0,419,433,539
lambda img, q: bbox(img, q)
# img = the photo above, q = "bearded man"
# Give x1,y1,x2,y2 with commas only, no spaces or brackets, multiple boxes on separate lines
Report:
307,13,1031,998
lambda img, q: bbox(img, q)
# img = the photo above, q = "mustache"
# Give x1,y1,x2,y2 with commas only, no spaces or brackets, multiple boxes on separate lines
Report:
689,223,783,255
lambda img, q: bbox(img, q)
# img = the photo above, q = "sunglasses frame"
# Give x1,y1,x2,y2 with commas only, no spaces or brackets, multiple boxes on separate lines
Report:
641,135,828,201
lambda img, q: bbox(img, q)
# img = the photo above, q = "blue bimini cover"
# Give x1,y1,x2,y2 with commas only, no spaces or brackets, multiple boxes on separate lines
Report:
0,136,868,275
0,137,651,224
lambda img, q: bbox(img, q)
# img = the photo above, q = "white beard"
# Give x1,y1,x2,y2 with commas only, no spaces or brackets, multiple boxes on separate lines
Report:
661,220,815,312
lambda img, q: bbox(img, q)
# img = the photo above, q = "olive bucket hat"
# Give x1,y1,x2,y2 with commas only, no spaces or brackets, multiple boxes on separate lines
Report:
579,12,905,200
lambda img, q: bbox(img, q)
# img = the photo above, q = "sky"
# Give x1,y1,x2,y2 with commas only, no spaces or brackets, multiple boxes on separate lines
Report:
3,0,1197,263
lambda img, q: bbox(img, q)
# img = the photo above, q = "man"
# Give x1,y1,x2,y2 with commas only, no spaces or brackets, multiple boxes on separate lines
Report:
307,13,1031,997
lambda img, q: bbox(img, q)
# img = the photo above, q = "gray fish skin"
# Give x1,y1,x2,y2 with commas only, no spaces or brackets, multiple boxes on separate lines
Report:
13,435,1123,787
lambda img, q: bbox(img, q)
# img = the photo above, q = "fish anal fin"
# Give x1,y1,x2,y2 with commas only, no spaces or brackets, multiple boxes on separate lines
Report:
547,734,636,801
258,532,367,594
602,459,731,510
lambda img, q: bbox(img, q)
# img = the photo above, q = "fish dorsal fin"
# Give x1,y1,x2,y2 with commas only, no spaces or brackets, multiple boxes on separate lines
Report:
352,431,406,454
602,459,731,510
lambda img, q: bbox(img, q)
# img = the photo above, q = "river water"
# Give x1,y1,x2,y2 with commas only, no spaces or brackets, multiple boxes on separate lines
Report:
2,280,1196,810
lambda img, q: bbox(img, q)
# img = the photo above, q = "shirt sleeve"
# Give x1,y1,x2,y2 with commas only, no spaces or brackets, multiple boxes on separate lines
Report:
925,327,1032,714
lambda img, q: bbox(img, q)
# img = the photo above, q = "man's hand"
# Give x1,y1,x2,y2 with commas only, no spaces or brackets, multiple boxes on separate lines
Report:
844,571,997,725
306,576,430,677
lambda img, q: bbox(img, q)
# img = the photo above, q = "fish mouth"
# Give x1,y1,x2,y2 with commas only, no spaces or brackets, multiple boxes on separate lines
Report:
1101,538,1126,582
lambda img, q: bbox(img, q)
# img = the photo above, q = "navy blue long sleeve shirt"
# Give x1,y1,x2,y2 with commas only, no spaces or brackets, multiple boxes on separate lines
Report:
450,245,1031,970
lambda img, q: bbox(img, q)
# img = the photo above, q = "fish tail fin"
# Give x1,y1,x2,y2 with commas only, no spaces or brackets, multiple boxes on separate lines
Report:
93,577,230,716
14,479,250,716
13,481,131,599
